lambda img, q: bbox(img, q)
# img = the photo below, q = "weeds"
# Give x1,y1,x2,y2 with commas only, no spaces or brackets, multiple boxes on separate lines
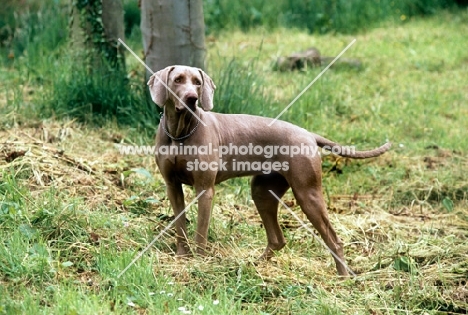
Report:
213,57,274,116
39,60,154,126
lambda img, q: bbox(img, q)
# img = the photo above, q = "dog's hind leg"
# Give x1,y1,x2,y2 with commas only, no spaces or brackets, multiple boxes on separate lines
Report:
291,186,349,276
251,173,290,260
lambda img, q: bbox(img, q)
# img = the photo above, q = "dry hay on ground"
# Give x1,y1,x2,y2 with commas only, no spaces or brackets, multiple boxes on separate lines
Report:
0,120,154,208
1,120,467,310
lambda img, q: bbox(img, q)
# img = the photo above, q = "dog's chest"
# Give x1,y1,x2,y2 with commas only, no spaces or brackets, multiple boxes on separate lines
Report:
157,156,194,185
155,142,207,185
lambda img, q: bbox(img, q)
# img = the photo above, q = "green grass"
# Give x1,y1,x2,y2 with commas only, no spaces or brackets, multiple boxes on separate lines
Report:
0,1,157,129
203,0,460,33
1,6,468,315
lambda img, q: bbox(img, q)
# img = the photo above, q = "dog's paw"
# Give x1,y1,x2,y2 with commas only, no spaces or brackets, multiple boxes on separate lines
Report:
176,245,191,258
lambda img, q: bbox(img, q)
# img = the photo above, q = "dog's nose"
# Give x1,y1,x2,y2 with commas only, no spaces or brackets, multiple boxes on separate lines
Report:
185,95,198,107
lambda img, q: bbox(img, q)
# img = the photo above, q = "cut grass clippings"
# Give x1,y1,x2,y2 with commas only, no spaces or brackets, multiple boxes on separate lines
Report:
1,8,468,315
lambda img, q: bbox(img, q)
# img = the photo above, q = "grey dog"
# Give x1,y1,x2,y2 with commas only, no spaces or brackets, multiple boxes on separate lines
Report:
148,65,390,276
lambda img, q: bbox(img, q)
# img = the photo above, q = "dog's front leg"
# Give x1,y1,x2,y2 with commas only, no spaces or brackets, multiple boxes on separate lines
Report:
193,185,214,255
166,182,190,256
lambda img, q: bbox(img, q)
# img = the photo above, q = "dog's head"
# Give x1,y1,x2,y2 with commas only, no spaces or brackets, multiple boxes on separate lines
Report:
147,65,216,112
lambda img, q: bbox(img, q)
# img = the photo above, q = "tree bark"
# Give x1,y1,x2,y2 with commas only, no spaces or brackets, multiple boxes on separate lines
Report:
140,0,206,77
102,0,125,67
69,0,125,70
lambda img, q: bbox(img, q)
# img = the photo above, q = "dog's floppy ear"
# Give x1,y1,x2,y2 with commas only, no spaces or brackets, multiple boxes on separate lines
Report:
198,69,216,111
147,66,174,107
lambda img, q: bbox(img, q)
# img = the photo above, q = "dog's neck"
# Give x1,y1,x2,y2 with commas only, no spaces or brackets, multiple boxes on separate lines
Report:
163,104,200,140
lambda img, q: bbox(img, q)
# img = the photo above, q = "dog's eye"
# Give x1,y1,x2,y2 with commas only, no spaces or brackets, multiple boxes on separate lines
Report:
174,77,182,83
193,79,201,86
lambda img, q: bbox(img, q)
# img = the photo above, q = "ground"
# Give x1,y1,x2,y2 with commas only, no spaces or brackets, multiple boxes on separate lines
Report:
1,9,467,315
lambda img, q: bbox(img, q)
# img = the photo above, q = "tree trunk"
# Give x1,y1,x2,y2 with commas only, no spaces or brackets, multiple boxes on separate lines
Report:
140,0,206,76
67,0,128,121
69,0,125,70
102,0,125,66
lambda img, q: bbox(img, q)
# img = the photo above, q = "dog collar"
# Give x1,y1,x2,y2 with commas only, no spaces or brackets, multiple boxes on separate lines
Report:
160,113,200,141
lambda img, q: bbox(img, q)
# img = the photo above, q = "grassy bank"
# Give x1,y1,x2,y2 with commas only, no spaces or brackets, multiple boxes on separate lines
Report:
1,7,468,315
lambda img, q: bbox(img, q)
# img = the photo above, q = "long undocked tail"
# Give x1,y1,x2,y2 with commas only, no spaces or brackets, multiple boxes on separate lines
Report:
314,134,391,159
